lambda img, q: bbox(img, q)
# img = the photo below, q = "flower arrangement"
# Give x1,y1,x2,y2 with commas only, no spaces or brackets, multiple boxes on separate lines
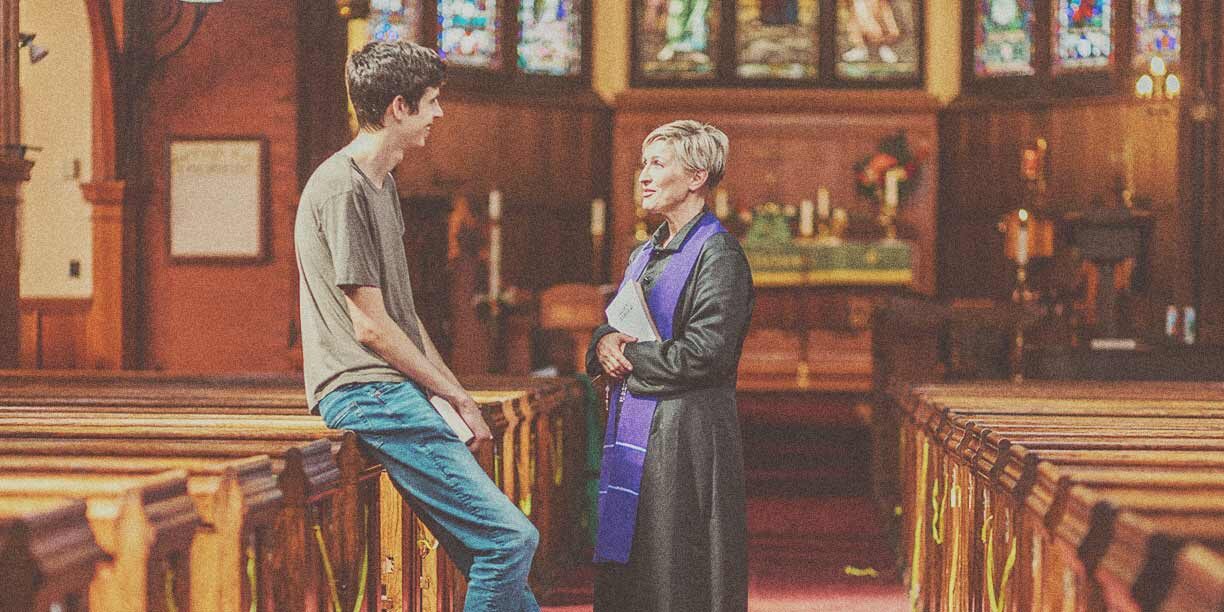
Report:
854,131,925,206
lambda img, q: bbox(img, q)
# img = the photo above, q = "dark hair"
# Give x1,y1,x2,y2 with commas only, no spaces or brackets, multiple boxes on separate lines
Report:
346,41,446,130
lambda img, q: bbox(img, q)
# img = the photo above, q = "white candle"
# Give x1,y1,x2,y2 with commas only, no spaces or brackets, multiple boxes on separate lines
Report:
634,180,643,207
799,199,815,237
489,225,502,300
488,190,502,221
1016,210,1029,265
884,169,900,207
714,188,729,218
817,187,830,219
590,198,606,236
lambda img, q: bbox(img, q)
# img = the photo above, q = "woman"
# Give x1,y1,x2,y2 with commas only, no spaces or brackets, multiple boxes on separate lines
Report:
587,120,753,612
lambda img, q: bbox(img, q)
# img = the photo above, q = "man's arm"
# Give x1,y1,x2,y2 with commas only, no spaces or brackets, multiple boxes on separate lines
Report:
343,286,493,447
416,314,463,391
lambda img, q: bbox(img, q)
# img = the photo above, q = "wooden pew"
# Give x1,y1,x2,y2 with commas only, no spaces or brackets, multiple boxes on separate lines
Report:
0,399,513,612
0,371,582,610
0,471,199,612
893,382,1224,612
0,456,281,612
0,437,339,612
0,498,107,612
0,413,378,612
465,373,588,595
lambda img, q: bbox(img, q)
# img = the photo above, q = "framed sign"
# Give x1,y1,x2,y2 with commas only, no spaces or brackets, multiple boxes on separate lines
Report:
167,137,270,264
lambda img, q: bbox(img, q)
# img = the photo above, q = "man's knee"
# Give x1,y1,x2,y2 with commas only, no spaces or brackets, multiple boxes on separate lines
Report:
499,515,539,561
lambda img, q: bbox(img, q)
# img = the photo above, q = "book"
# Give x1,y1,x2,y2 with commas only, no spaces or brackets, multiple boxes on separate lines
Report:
605,280,660,342
429,395,476,444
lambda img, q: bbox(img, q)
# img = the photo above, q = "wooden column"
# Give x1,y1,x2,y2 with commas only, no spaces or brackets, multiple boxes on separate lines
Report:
81,180,127,369
0,159,32,369
81,0,133,368
0,0,33,368
1180,0,1223,343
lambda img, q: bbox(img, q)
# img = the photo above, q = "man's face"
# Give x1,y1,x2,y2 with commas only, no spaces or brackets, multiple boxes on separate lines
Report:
399,86,443,148
639,140,700,215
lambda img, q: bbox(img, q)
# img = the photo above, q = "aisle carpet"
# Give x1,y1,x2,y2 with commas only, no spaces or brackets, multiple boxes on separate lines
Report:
541,496,906,612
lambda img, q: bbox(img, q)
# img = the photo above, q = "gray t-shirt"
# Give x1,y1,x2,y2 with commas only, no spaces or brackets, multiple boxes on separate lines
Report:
294,152,426,412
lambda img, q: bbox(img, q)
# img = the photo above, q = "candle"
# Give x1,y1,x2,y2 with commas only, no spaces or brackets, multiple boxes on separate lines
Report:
488,190,502,221
590,198,606,236
1015,210,1029,265
884,169,900,208
799,199,815,237
489,224,502,300
714,188,730,219
634,179,643,207
817,188,830,219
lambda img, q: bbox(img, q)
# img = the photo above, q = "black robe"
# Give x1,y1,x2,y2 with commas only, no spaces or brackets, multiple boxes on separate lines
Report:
587,212,754,612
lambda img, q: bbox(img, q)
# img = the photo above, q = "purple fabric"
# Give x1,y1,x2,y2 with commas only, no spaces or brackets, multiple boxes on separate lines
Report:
595,212,726,564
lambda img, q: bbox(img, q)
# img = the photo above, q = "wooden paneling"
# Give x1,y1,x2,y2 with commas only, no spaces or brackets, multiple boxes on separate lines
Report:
395,93,613,290
1193,0,1224,344
19,298,92,369
937,96,1185,336
136,0,302,372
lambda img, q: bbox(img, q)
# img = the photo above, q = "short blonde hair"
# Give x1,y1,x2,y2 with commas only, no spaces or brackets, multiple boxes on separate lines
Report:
643,120,729,190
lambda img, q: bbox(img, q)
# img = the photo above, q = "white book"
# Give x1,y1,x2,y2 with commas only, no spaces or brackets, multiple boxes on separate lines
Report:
429,395,476,444
605,280,661,342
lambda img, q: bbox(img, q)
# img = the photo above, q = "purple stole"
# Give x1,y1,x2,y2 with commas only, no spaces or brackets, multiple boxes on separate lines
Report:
594,211,727,564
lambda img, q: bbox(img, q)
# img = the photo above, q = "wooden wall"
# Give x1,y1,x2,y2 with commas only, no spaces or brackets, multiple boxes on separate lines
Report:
393,91,613,293
123,4,611,372
133,0,303,372
1194,0,1224,345
19,298,91,369
937,97,1183,327
610,89,941,294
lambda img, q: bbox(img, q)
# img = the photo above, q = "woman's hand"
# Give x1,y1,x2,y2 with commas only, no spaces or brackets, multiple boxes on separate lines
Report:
596,332,637,379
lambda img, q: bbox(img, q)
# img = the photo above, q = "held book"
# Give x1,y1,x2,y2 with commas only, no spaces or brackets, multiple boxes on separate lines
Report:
429,395,476,444
605,280,660,342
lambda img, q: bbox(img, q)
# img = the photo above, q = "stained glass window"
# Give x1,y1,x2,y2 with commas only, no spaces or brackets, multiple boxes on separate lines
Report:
1053,0,1112,72
367,0,420,43
637,0,721,80
438,0,501,69
835,0,921,81
736,0,820,79
1133,0,1179,69
517,0,583,76
974,0,1036,77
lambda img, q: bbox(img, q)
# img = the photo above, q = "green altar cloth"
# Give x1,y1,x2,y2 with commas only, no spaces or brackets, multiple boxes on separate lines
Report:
743,240,914,287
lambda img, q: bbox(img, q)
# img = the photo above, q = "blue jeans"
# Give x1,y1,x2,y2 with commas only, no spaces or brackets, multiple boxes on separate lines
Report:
318,380,540,612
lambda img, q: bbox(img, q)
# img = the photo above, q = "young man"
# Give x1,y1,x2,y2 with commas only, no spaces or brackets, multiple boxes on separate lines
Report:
294,41,540,612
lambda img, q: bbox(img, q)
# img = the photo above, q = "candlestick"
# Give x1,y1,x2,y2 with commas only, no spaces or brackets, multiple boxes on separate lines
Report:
488,190,502,221
799,199,815,237
590,198,606,236
714,188,730,219
1122,138,1136,201
1022,149,1039,181
1016,209,1029,265
817,188,830,220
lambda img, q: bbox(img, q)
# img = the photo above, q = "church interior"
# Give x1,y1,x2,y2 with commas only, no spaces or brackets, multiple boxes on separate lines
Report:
2,0,1223,610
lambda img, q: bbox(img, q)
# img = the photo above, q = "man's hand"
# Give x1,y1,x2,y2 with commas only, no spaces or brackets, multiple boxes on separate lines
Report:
451,392,495,452
596,332,637,379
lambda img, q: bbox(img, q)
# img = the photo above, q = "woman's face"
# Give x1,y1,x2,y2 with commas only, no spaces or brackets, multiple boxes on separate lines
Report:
639,140,701,215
